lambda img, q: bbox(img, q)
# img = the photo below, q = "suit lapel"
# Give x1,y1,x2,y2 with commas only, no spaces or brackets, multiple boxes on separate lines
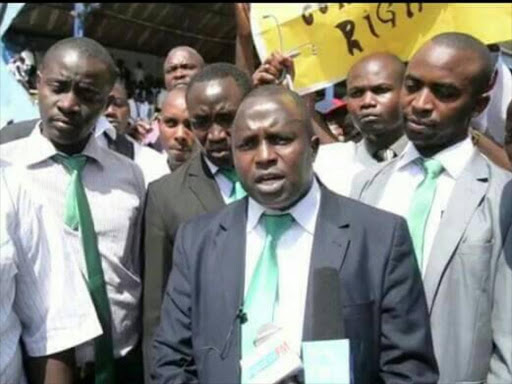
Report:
187,154,225,211
215,200,247,372
423,153,489,310
302,188,351,341
360,162,395,205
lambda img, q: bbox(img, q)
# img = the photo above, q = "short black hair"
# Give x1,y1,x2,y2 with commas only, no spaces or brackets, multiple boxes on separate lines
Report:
186,63,252,101
42,37,118,86
430,32,494,95
237,84,314,138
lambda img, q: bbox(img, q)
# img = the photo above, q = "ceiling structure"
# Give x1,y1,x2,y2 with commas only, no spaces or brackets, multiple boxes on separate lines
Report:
7,3,237,63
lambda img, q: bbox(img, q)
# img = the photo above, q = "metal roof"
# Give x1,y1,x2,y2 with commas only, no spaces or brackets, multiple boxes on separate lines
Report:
8,3,236,63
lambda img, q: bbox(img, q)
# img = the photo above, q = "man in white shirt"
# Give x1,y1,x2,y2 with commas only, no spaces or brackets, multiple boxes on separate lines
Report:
314,52,408,196
152,84,438,383
352,32,512,383
104,79,170,185
1,37,146,383
142,63,253,380
0,165,102,384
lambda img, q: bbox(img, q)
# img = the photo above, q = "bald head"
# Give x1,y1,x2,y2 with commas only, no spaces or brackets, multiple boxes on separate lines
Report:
428,32,494,95
42,37,118,87
164,46,205,90
348,52,405,87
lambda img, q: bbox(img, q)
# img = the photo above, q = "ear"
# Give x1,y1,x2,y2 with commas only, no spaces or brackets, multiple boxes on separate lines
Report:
310,135,320,162
472,93,491,117
36,71,42,89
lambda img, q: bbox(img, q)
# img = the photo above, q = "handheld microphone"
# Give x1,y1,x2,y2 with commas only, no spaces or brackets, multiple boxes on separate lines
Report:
241,323,303,384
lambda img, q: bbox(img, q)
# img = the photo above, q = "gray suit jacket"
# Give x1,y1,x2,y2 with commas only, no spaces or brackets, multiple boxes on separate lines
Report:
152,186,439,383
142,153,225,381
351,151,512,383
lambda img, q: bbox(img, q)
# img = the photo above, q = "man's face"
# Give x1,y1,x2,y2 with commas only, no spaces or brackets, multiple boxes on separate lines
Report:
38,50,112,145
347,58,403,138
187,77,243,169
164,49,202,90
104,83,130,134
401,43,489,156
233,96,319,211
159,90,196,170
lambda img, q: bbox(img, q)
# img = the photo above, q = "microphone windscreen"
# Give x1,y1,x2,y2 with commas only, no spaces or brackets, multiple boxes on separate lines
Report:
311,267,344,340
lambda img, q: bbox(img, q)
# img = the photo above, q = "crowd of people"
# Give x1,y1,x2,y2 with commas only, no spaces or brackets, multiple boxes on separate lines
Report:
0,12,511,384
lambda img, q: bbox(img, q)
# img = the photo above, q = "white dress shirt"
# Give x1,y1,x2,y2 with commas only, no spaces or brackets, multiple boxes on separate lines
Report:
245,179,321,355
204,156,236,204
95,117,170,186
377,137,475,274
0,126,146,365
0,166,102,384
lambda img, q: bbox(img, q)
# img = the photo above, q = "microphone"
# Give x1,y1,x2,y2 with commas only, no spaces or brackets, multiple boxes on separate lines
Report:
312,267,344,340
241,323,303,384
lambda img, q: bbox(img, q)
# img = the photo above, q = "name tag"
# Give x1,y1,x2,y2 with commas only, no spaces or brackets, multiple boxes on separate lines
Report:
302,339,351,384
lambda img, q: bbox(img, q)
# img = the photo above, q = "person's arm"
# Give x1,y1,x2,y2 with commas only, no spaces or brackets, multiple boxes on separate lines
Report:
486,185,512,382
252,51,295,88
26,349,75,384
234,3,257,77
152,224,197,383
471,128,512,171
142,184,175,380
379,217,439,383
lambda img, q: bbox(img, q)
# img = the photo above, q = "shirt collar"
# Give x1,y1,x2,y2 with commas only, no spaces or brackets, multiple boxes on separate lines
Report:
95,115,117,140
203,155,219,176
21,120,107,168
396,136,475,179
247,177,321,235
361,134,408,159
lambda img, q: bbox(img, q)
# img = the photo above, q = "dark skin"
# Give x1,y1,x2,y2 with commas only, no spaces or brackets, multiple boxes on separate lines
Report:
347,53,404,151
186,77,244,169
26,349,75,384
158,88,197,171
232,93,319,211
402,42,490,157
163,47,204,91
37,48,113,155
104,82,130,135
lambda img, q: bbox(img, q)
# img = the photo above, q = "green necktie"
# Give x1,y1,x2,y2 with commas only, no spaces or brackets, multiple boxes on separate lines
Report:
219,168,247,203
54,154,115,384
241,213,294,383
406,158,444,271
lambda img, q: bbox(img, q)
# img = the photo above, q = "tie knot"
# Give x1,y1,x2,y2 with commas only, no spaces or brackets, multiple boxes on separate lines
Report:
54,154,87,173
219,167,240,184
421,158,444,179
262,213,294,242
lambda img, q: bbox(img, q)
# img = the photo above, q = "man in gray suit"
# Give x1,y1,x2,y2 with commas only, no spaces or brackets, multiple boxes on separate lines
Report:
142,63,252,380
352,32,512,383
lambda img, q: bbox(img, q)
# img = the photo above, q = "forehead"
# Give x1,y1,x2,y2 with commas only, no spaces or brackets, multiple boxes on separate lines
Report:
162,90,188,114
348,57,400,87
165,49,199,67
236,96,303,132
407,43,481,88
188,77,241,108
110,83,127,99
43,49,110,82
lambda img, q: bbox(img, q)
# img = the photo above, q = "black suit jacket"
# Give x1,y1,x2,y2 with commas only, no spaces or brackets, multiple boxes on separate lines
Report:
152,186,439,383
142,153,225,380
0,119,135,159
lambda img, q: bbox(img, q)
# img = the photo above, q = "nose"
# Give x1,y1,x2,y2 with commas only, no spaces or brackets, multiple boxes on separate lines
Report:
411,88,434,118
174,125,189,146
104,103,116,118
57,92,80,114
360,91,377,109
207,123,229,143
255,141,277,169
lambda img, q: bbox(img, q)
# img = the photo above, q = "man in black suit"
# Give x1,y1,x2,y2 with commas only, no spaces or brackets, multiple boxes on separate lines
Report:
152,85,438,383
142,63,253,378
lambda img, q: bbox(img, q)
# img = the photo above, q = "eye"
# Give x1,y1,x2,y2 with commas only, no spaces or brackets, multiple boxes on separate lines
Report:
372,85,393,95
236,136,258,151
348,88,364,98
403,78,421,94
47,81,68,93
215,113,235,127
432,84,460,101
190,116,210,130
268,134,293,146
163,118,178,128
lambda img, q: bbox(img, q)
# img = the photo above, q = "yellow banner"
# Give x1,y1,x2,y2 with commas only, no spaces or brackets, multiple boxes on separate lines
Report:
250,3,512,94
